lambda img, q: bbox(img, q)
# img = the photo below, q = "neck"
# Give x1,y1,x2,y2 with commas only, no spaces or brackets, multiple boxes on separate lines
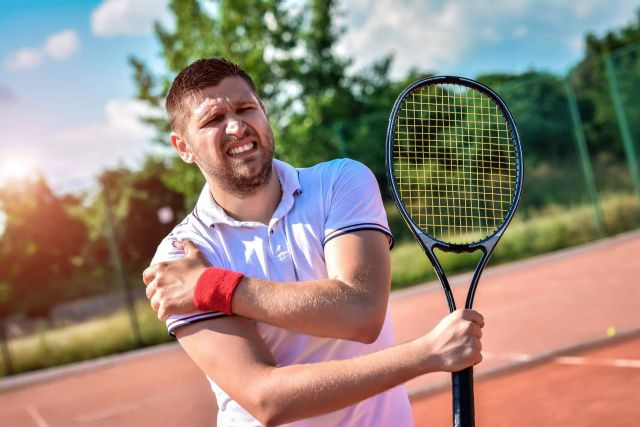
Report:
206,164,281,225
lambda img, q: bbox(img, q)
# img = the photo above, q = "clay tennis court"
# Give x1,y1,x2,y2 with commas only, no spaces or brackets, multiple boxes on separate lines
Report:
1,232,638,426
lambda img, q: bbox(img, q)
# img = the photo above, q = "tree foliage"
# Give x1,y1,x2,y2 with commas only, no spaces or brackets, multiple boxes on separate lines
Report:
98,158,185,276
130,0,410,202
570,10,640,158
0,177,90,318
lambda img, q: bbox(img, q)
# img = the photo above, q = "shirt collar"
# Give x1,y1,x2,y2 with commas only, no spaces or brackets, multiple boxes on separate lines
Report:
193,159,302,227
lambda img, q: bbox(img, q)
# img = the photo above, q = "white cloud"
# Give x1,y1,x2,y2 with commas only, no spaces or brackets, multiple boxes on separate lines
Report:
4,30,80,72
61,98,160,142
337,0,472,76
41,99,169,182
43,30,81,60
5,48,44,71
0,99,167,188
91,0,173,36
565,35,585,54
339,0,640,77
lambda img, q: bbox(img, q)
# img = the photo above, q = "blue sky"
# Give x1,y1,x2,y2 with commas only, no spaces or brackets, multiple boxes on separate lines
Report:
1,0,639,190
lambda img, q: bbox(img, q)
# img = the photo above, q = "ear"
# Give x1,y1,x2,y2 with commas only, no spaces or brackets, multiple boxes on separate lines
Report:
170,132,195,164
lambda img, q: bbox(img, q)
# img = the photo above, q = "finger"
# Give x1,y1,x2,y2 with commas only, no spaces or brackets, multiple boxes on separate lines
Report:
157,305,167,322
462,309,485,327
180,240,200,258
150,293,161,313
145,280,157,300
142,265,158,285
468,323,483,339
475,352,483,365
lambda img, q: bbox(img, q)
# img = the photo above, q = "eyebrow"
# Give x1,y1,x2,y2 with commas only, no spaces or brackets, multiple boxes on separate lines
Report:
194,98,257,123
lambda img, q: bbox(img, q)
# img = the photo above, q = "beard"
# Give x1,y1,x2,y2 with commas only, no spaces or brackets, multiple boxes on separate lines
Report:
191,127,275,197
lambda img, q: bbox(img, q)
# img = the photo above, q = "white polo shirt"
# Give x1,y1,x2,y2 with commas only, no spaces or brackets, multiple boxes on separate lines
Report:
152,158,413,427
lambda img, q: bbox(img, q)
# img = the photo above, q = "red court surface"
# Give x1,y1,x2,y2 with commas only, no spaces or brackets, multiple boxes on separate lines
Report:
411,334,640,427
0,231,639,426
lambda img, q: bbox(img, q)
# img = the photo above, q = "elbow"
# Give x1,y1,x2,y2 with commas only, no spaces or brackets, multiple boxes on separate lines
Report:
260,414,287,427
253,403,289,427
255,409,279,427
249,388,290,427
350,308,385,344
353,322,383,344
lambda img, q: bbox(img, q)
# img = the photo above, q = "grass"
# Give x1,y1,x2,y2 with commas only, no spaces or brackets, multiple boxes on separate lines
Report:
390,192,640,288
1,192,639,377
0,301,169,377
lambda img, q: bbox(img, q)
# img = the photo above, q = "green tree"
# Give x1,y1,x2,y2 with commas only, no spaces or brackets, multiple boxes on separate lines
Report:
98,158,185,276
130,0,303,205
0,177,90,320
130,0,403,202
570,10,640,159
477,71,574,163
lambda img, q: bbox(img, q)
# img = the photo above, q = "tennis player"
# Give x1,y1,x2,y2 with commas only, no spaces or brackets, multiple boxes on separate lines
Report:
143,57,483,427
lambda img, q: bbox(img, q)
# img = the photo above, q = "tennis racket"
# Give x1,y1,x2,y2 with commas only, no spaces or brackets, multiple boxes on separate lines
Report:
385,76,523,427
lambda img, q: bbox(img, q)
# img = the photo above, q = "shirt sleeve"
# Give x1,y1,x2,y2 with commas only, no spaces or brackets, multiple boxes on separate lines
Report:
323,159,394,248
150,219,230,338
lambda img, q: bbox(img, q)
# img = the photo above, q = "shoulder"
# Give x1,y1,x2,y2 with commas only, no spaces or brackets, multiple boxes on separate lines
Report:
150,211,213,265
298,158,374,185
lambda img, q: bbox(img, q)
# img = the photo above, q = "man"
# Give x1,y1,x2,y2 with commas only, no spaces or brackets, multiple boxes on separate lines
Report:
143,57,483,426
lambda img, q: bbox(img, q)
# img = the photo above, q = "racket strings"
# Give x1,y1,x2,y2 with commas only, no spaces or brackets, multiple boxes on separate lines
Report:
393,83,517,244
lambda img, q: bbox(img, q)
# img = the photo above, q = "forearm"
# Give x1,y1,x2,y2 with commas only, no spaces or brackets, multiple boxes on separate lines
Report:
247,338,432,426
232,276,387,342
176,310,484,427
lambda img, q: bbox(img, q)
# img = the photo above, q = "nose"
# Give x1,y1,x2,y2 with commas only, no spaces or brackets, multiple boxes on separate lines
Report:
225,114,246,138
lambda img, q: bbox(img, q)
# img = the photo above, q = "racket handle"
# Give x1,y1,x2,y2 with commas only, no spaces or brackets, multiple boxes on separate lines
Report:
452,367,475,427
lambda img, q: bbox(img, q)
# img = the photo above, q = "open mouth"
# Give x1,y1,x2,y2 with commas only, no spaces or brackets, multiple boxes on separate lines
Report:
227,141,256,157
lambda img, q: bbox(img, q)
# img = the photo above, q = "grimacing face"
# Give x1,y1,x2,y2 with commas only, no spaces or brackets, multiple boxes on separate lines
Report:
172,77,275,197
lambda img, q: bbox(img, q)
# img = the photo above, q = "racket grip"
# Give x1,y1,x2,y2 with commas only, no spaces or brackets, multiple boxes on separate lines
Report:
452,367,475,427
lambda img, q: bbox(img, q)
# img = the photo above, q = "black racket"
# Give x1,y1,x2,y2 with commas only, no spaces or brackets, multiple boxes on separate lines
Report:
385,76,523,427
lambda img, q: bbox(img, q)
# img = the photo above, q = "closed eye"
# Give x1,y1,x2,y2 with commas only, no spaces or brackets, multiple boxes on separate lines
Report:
204,115,223,126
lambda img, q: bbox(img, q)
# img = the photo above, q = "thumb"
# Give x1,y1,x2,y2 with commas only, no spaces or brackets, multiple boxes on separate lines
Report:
179,240,200,258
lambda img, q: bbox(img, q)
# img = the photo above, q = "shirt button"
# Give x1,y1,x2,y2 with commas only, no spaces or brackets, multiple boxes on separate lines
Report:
269,229,274,234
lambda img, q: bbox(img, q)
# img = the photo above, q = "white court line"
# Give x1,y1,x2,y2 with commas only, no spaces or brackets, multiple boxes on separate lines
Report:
483,352,534,362
74,402,142,423
25,405,50,427
483,352,640,369
554,356,640,369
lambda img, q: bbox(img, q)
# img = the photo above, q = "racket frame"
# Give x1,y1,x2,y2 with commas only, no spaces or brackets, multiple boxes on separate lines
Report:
386,75,523,311
385,76,524,427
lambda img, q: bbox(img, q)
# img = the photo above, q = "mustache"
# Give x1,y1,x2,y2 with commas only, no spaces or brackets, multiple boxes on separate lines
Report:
223,128,256,145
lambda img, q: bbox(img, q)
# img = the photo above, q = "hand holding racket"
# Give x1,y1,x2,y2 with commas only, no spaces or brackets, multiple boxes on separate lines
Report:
386,76,523,427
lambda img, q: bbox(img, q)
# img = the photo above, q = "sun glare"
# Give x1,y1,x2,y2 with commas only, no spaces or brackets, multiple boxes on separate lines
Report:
0,154,40,182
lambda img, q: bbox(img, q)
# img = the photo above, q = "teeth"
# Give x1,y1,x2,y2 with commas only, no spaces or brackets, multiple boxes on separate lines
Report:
228,142,254,156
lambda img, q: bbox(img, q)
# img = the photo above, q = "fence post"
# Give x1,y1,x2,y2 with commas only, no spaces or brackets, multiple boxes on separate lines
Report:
101,184,144,348
563,78,605,235
603,54,640,206
0,321,14,375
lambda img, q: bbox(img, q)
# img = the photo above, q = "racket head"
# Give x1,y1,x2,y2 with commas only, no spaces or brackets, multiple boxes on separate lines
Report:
386,76,523,251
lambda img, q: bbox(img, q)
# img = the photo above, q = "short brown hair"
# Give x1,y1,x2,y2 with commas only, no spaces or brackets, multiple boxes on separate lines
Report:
166,57,257,134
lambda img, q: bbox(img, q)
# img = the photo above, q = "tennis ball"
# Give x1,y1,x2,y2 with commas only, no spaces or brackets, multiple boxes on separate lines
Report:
606,327,617,337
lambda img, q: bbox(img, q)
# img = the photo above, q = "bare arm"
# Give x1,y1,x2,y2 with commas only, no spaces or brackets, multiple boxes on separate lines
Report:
176,309,483,427
144,230,391,342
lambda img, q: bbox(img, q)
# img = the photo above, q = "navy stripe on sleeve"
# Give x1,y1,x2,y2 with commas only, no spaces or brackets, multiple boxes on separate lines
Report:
323,223,394,249
167,312,231,338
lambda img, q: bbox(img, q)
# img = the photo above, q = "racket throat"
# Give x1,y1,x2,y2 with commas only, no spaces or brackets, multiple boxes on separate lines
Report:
426,245,493,311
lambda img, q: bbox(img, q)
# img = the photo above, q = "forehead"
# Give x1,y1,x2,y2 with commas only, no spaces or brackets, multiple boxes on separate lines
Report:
187,77,257,112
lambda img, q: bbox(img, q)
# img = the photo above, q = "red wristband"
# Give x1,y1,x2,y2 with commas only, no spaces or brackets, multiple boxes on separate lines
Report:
194,267,245,314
